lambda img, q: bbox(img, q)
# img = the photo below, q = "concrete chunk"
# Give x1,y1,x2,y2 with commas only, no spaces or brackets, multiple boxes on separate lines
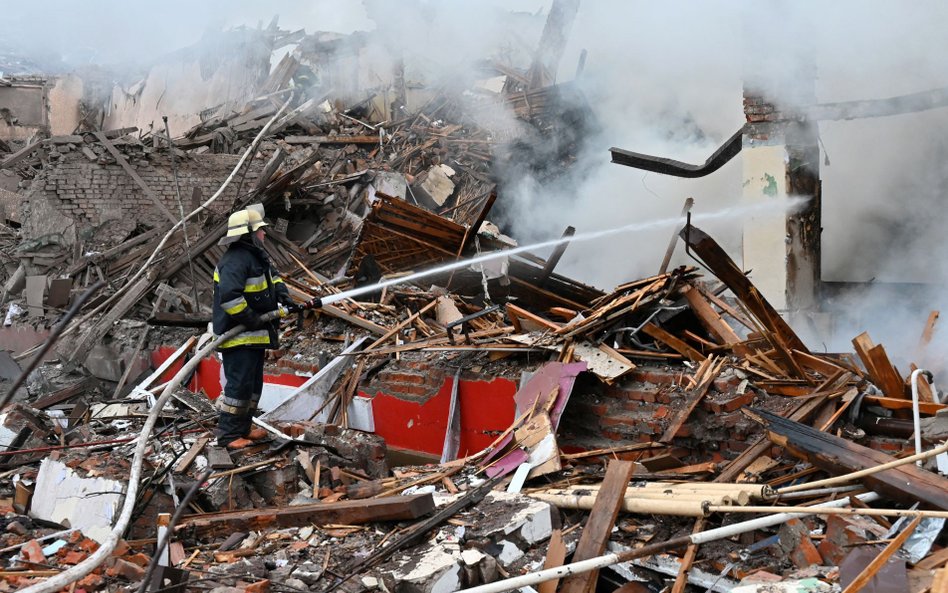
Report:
32,457,125,543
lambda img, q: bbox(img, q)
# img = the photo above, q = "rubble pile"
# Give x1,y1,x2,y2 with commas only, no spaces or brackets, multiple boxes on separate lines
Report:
0,7,947,593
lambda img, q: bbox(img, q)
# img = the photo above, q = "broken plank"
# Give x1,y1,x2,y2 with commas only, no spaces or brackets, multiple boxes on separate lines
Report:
681,284,748,354
919,310,940,351
174,437,210,474
867,343,908,398
559,460,636,593
178,493,435,536
750,409,948,509
31,378,94,410
680,225,808,353
792,349,847,378
862,395,945,415
0,140,42,169
909,363,936,403
66,275,153,364
537,529,566,593
671,518,706,593
658,359,721,443
506,302,561,333
642,323,706,363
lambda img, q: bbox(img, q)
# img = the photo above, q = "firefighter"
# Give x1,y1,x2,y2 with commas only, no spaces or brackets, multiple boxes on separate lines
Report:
212,207,290,449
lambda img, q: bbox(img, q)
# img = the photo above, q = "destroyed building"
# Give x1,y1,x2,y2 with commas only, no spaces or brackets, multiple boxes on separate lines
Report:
1,2,948,593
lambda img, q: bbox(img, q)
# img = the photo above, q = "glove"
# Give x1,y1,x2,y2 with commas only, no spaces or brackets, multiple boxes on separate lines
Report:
235,310,265,331
305,297,323,310
277,293,293,306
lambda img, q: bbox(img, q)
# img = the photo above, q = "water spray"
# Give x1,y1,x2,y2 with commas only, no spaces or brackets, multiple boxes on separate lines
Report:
318,196,807,307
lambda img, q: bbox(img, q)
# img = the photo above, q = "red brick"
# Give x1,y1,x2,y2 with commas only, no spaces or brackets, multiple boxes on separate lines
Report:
653,406,670,419
242,579,270,593
706,391,755,414
107,558,145,581
819,514,888,565
124,552,150,567
61,550,89,564
778,518,822,568
726,440,749,453
643,420,664,435
78,573,104,589
389,384,434,397
628,369,680,384
386,372,427,385
675,424,694,438
600,414,635,428
19,540,45,566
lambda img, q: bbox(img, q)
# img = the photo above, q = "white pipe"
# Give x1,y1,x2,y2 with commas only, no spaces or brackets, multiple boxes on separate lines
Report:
459,493,880,593
911,369,938,467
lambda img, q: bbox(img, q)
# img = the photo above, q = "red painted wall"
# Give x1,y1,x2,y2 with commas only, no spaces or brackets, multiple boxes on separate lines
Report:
152,347,518,458
362,376,518,458
150,347,308,399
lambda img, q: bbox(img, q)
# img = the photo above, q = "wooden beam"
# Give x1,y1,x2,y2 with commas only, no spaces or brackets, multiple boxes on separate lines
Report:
179,493,436,536
867,343,908,398
680,225,808,355
659,358,721,443
680,284,748,354
537,529,566,593
92,131,177,224
752,409,948,509
642,323,706,363
560,460,636,593
670,518,705,593
0,140,42,169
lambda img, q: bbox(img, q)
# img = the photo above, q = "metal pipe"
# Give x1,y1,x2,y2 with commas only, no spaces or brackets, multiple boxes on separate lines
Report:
776,485,863,500
457,493,880,593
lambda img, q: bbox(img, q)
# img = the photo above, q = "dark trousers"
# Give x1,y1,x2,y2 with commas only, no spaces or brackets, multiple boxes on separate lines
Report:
216,348,265,445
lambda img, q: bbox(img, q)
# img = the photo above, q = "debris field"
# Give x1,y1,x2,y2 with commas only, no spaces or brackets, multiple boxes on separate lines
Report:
1,4,948,593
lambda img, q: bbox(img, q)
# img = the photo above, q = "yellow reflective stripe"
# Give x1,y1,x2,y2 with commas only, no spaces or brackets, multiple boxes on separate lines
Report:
219,329,270,349
223,300,248,315
244,274,269,293
272,277,284,284
213,269,220,282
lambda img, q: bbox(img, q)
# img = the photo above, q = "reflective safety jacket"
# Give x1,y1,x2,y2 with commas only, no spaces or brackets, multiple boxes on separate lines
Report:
212,239,289,349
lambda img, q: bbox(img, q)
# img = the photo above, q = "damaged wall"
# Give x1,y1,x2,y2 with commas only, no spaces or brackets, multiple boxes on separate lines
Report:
0,78,48,141
103,29,273,135
20,149,259,245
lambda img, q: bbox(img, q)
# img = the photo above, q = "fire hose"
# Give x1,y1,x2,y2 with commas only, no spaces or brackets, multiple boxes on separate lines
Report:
20,299,322,593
